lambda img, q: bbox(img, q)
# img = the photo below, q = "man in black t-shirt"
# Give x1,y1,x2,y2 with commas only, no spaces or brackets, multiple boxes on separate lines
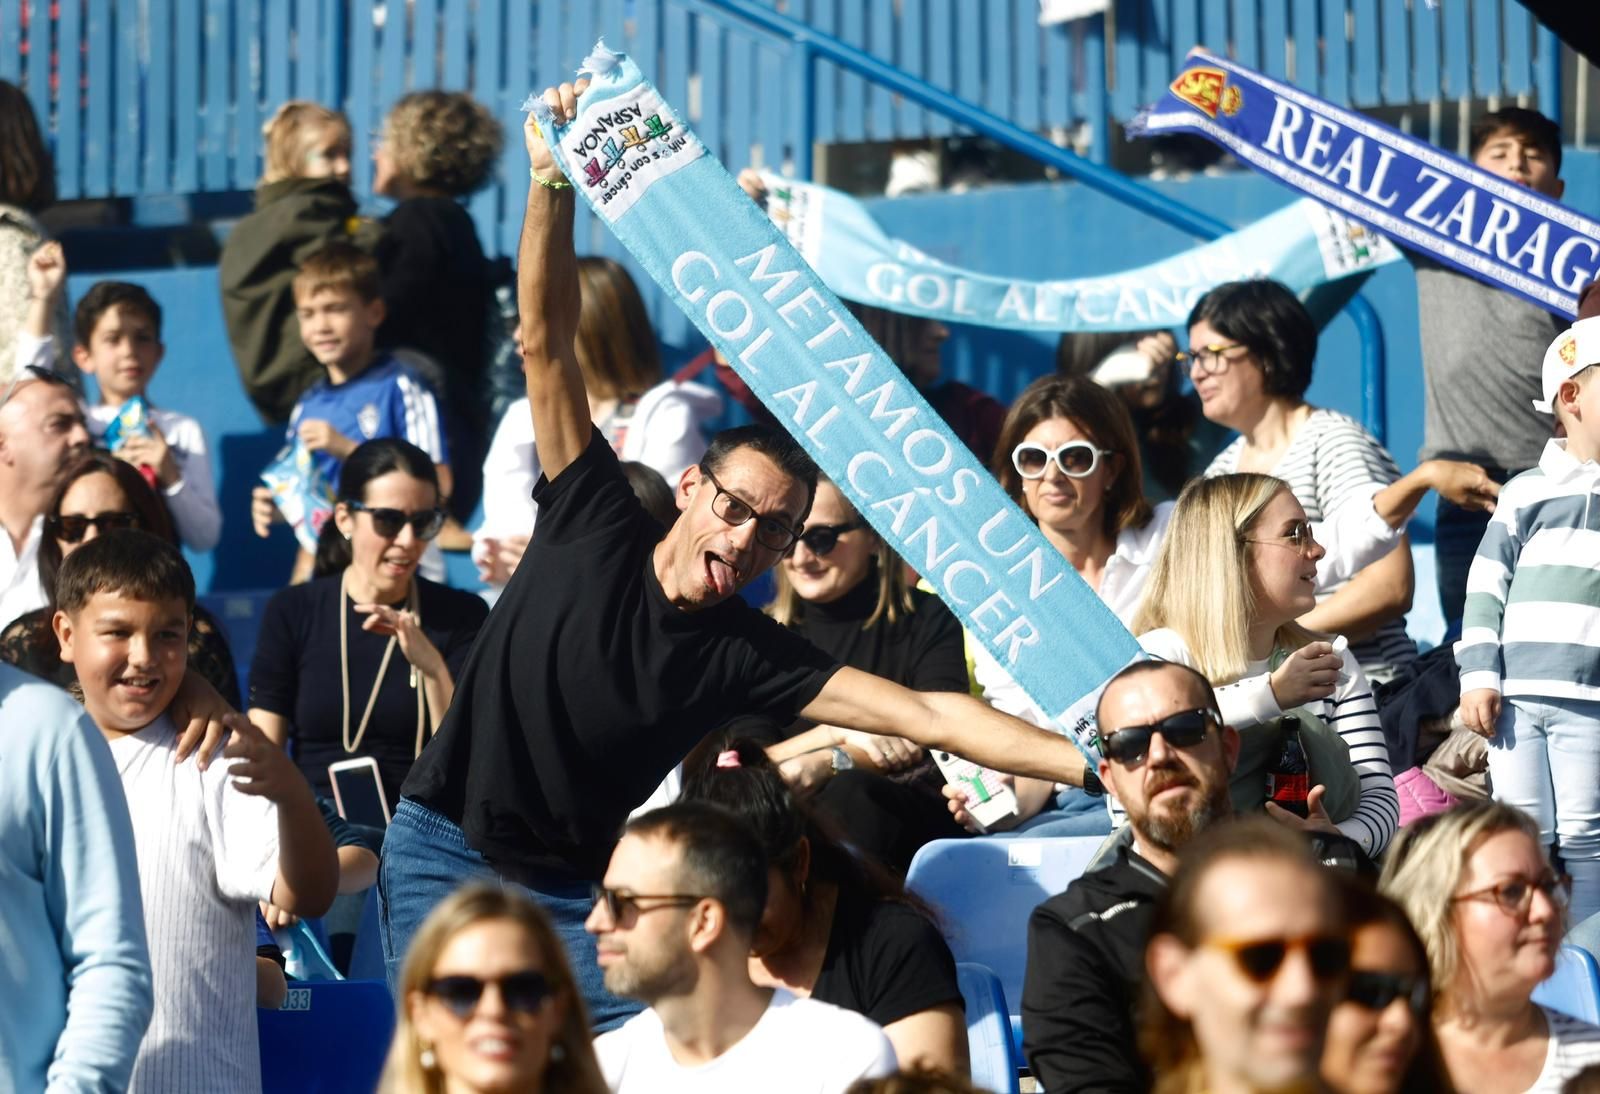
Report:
380,82,1093,1031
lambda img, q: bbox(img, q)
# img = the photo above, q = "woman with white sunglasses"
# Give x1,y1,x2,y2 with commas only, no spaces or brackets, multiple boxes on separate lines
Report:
957,375,1172,834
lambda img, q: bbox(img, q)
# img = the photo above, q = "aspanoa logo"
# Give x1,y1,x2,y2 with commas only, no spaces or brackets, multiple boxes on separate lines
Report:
576,109,675,188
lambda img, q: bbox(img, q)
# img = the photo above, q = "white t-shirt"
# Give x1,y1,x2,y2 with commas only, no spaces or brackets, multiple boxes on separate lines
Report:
1527,1006,1600,1092
106,714,280,1094
87,403,223,552
595,988,897,1094
0,513,44,630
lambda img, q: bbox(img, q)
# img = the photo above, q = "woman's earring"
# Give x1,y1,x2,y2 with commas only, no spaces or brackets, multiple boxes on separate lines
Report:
550,1042,567,1062
419,1044,437,1070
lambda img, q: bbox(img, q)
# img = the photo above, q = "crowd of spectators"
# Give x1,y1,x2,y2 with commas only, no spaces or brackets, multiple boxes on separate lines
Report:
4,66,1600,1094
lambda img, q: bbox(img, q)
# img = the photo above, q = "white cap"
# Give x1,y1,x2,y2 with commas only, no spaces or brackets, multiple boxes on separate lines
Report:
1089,343,1156,388
1534,316,1600,414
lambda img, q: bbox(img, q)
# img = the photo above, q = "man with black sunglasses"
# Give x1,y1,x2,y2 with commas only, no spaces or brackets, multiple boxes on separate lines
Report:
0,367,90,628
1022,660,1366,1093
385,83,1098,1033
588,803,895,1090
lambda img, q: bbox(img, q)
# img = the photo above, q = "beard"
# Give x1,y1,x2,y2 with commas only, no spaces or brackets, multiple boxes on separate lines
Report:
1129,762,1231,853
601,943,697,1004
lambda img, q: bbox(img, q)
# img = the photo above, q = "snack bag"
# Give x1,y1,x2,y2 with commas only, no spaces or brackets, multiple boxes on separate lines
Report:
260,438,336,553
102,395,153,450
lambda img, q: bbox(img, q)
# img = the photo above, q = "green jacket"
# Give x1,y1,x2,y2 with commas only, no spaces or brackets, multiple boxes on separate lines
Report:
218,177,369,423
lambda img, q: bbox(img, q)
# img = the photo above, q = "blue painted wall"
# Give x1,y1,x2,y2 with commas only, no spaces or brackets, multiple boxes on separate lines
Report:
70,147,1600,592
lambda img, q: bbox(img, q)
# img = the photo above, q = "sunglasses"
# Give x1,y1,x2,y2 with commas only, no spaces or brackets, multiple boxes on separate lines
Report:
1011,440,1111,480
1244,518,1318,559
1205,933,1351,984
792,521,865,557
1096,708,1219,766
1346,970,1430,1018
47,510,140,544
424,971,554,1019
590,885,708,924
346,500,446,541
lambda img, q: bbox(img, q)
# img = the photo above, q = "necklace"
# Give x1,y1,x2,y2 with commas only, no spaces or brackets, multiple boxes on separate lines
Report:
339,570,426,756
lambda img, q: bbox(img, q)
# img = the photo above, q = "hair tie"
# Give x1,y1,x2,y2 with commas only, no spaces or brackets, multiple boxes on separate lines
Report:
716,750,742,769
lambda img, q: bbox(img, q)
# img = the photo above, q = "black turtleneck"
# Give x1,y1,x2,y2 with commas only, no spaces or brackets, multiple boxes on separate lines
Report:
785,573,967,697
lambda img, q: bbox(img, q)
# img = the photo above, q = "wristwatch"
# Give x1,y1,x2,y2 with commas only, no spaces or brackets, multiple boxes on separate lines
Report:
1080,769,1106,797
830,746,854,774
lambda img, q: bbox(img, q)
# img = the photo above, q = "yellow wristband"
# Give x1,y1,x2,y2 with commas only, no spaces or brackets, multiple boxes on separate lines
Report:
530,168,573,191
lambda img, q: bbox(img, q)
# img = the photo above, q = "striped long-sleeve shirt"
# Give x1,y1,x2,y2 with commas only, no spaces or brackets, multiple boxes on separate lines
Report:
1138,628,1400,857
1457,439,1600,700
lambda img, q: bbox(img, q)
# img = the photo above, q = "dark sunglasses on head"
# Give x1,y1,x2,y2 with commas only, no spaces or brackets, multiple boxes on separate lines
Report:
1346,970,1430,1018
1096,708,1219,766
47,511,140,544
1206,933,1351,984
424,971,554,1019
792,521,865,557
347,500,446,541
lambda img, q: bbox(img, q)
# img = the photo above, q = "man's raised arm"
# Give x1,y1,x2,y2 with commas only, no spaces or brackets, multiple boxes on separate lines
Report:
799,667,1088,787
518,82,593,481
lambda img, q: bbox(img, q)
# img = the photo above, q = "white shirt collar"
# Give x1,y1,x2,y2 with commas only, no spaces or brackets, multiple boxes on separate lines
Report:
1537,438,1600,484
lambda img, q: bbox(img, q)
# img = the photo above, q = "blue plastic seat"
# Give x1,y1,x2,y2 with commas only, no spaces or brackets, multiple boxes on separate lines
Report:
957,962,1023,1094
1533,944,1600,1023
258,979,395,1093
348,885,387,983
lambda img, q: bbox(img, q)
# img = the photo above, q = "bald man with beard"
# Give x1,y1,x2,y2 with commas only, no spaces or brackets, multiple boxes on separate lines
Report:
1020,660,1365,1093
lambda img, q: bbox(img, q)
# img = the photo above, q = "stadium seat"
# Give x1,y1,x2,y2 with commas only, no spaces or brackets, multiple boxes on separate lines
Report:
348,885,387,982
1533,944,1600,1023
258,979,395,1093
907,836,1104,1056
957,962,1022,1094
198,589,277,697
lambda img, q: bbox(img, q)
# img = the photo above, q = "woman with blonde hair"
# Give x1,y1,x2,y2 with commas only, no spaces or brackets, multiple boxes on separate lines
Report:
1133,472,1399,857
1380,801,1600,1093
754,473,968,871
382,883,609,1094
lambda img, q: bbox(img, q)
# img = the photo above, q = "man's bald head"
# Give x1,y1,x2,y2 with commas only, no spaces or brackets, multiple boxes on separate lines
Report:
0,374,90,494
1096,660,1218,730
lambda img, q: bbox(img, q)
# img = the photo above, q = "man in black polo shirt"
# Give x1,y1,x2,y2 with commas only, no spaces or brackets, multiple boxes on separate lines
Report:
381,82,1092,1030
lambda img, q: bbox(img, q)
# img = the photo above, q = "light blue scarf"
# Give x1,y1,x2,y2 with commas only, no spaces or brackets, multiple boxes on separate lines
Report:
527,42,1142,755
758,172,1398,333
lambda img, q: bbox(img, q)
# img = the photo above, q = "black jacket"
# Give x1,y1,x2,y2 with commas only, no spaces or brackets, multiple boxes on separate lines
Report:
1022,843,1165,1094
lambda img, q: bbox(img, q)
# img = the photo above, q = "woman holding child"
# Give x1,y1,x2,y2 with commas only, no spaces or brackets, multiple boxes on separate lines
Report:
249,438,487,809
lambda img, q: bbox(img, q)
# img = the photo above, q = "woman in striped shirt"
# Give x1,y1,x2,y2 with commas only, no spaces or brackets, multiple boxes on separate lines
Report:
1133,472,1400,858
1184,279,1499,682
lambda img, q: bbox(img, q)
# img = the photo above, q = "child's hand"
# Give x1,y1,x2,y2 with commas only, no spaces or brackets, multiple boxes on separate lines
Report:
224,714,309,804
355,602,446,681
297,419,355,459
251,486,282,538
116,423,179,487
1459,688,1503,738
1269,641,1341,708
258,899,299,930
525,78,590,181
26,241,66,301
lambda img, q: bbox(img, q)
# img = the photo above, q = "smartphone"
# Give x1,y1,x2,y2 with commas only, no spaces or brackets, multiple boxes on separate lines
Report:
931,750,1019,834
328,757,391,828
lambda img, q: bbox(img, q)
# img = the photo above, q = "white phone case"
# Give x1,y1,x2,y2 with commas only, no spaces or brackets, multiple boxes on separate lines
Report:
931,750,1019,833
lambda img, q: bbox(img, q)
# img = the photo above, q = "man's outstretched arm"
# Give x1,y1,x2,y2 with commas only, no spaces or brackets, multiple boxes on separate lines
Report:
799,667,1088,787
519,81,593,482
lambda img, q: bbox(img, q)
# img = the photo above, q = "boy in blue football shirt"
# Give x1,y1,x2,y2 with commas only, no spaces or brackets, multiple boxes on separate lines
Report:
251,242,451,567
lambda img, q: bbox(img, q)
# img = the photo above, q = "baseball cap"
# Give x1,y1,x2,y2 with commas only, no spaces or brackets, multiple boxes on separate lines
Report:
1533,316,1600,414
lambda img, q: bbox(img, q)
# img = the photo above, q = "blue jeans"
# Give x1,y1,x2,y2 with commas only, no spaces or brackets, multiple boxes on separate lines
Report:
1001,786,1114,838
378,798,641,1032
1488,697,1600,925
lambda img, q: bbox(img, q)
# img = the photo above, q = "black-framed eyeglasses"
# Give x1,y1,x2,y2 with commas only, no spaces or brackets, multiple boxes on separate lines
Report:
1453,872,1570,918
47,510,141,544
1345,970,1430,1018
1096,707,1219,766
1204,933,1351,984
0,364,72,412
1011,440,1111,480
424,971,555,1019
346,501,446,541
699,467,802,552
1175,342,1251,375
1244,518,1318,559
792,521,864,557
591,885,708,924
